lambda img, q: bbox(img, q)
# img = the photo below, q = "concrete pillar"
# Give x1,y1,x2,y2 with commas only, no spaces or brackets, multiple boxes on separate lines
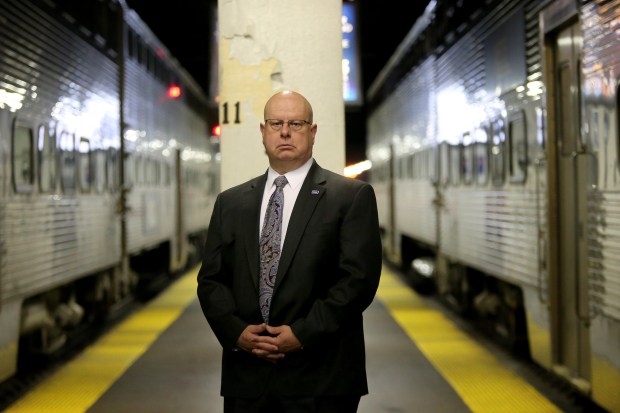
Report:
218,0,345,190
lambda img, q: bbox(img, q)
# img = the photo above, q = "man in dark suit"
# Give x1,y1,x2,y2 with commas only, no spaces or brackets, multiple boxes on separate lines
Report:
197,90,382,413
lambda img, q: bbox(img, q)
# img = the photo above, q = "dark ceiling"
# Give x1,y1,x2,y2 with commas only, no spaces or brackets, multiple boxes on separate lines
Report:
124,0,428,99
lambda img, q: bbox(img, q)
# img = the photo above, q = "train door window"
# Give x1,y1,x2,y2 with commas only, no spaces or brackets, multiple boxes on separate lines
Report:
108,148,120,192
144,156,151,185
490,118,506,186
146,158,158,185
474,126,489,185
12,121,34,193
92,0,107,44
78,138,91,192
163,162,171,186
136,35,144,66
508,111,527,183
428,146,438,182
407,154,414,179
145,157,154,185
38,124,57,193
59,131,76,193
143,157,150,185
124,153,134,187
449,144,461,186
439,142,450,186
146,48,155,74
127,28,136,60
135,156,143,185
462,133,474,185
94,149,107,193
105,2,118,53
154,160,161,185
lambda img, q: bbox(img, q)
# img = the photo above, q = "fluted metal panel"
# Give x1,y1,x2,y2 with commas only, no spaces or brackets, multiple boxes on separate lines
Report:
0,0,121,301
582,0,620,323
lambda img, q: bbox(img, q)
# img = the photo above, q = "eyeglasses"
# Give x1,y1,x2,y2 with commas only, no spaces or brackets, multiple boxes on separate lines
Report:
264,119,312,131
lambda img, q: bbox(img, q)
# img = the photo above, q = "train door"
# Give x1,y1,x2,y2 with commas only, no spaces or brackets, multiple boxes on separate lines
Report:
544,14,592,392
172,149,187,271
387,143,397,263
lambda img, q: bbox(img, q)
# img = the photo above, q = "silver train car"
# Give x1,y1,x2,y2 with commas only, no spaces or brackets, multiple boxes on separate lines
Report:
0,0,219,382
367,1,620,411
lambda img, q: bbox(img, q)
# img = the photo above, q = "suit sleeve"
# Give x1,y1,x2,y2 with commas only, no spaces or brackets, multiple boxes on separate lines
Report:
196,194,247,350
290,183,382,347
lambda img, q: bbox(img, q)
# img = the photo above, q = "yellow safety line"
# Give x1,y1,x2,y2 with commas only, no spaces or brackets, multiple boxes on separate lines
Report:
376,266,562,413
6,264,562,413
5,266,200,413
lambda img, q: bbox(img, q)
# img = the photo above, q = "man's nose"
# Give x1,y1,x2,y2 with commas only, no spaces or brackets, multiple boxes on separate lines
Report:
280,123,291,136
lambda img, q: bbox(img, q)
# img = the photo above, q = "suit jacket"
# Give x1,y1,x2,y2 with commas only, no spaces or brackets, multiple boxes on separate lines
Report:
197,161,382,398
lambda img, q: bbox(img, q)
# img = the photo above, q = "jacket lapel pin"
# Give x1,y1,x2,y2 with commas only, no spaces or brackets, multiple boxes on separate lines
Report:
311,189,320,195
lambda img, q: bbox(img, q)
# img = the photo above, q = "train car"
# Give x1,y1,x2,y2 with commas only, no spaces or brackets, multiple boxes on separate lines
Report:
366,1,620,412
0,0,219,383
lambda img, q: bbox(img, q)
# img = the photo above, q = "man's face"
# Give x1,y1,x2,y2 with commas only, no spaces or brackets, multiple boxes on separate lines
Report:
260,94,316,173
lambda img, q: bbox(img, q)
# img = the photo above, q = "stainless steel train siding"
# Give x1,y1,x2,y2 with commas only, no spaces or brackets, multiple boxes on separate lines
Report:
366,1,620,412
0,0,219,385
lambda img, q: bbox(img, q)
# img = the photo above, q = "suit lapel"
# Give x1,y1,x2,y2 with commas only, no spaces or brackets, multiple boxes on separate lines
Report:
242,174,267,291
275,162,326,288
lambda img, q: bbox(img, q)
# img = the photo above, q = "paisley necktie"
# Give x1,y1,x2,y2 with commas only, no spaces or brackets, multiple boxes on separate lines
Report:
259,175,288,324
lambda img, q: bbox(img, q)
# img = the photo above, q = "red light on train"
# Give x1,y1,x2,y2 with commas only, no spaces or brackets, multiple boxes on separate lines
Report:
211,124,221,137
167,84,182,99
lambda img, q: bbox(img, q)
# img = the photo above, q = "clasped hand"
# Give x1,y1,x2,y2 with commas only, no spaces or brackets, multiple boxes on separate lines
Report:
237,324,302,364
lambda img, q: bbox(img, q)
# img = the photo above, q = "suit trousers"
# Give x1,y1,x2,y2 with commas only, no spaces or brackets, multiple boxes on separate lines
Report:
223,394,361,413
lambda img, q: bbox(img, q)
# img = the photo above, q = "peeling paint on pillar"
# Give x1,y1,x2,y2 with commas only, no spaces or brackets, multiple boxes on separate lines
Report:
218,0,345,190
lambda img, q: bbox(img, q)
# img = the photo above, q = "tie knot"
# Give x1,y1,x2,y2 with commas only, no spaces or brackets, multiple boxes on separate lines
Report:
274,176,288,188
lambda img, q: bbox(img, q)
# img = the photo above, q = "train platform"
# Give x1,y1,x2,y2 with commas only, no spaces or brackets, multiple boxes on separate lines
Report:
4,265,585,413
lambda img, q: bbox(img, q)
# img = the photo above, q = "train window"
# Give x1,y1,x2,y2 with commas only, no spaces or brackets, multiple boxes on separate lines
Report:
462,133,474,185
428,146,438,182
146,158,159,185
474,126,489,185
94,149,107,193
91,0,107,41
420,150,428,179
12,121,34,193
449,144,461,186
135,156,143,185
124,153,134,187
78,138,91,192
508,112,527,184
38,124,57,193
474,142,488,185
407,154,414,179
143,158,150,185
137,35,144,65
163,163,171,186
439,142,450,186
490,118,506,186
411,152,419,179
108,148,120,192
147,157,156,185
144,157,151,185
146,48,155,74
59,131,76,193
105,2,118,53
153,160,161,185
127,28,136,60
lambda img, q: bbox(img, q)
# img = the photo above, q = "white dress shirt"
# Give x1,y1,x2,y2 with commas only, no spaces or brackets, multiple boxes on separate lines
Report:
259,158,314,249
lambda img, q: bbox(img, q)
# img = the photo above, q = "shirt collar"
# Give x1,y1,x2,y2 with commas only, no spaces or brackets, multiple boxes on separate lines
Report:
266,157,314,190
